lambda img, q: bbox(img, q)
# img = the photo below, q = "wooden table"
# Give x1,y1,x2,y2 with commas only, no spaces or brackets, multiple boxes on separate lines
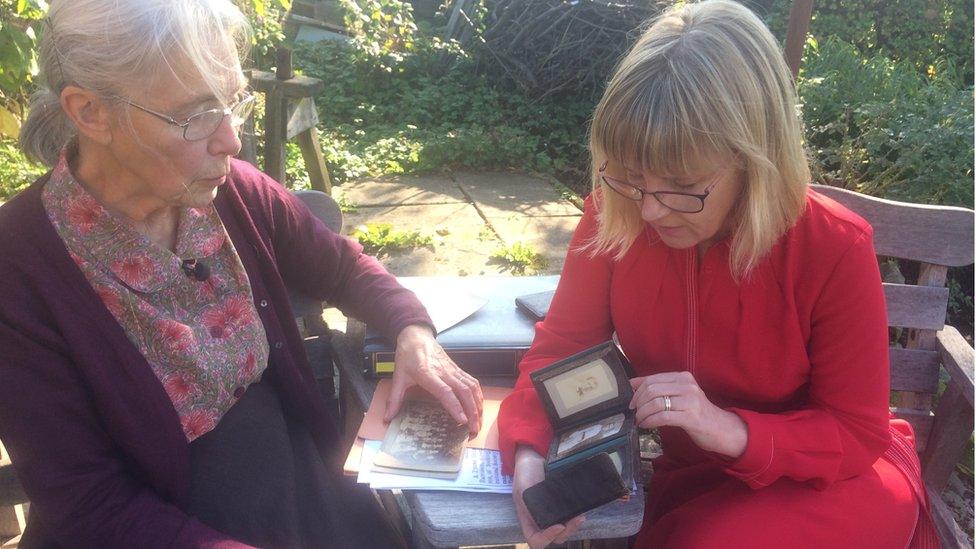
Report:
330,276,645,548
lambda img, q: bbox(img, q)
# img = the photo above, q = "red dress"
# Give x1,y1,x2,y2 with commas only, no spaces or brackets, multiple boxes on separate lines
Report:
498,189,937,548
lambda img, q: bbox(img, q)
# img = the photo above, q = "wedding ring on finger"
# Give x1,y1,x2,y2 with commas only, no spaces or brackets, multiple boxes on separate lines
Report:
663,395,672,413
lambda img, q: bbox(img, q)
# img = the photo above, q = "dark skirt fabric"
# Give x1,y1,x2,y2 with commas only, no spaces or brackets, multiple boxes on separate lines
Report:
186,376,404,548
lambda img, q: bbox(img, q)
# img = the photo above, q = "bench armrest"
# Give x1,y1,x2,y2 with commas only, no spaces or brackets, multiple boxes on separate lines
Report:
936,325,974,408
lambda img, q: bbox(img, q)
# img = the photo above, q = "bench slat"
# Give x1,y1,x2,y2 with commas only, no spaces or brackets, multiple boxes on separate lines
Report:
812,185,975,266
889,348,941,394
406,486,644,547
936,326,975,408
883,283,948,330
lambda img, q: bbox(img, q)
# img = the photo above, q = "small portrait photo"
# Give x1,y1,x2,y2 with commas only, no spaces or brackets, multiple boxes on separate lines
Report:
555,413,626,459
543,357,619,418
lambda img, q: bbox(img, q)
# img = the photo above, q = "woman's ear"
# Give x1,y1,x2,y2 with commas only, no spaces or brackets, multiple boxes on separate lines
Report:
60,85,113,145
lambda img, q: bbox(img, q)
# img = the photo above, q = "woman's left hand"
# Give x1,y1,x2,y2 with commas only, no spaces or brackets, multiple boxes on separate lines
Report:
386,324,484,436
629,371,747,459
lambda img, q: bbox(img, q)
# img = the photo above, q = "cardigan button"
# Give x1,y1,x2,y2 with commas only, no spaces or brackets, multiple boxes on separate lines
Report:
274,342,284,349
233,386,245,399
259,300,268,308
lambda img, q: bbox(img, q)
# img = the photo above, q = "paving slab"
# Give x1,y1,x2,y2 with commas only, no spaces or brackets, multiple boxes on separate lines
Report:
454,171,582,218
337,173,465,207
333,170,583,278
484,215,580,274
342,203,508,277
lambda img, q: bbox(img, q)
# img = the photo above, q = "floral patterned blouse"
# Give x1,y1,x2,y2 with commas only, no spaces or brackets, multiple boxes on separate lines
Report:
42,150,270,442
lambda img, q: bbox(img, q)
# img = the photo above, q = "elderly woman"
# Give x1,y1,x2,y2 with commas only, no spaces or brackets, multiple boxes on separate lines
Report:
0,0,482,547
498,2,936,548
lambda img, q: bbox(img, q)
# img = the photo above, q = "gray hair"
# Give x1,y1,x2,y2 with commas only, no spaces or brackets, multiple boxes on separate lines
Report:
20,0,251,166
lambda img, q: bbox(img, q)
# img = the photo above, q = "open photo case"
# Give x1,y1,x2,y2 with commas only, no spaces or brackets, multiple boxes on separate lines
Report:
530,341,639,486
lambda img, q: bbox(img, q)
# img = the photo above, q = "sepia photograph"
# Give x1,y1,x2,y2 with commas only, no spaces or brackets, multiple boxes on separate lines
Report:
543,357,619,418
554,413,626,459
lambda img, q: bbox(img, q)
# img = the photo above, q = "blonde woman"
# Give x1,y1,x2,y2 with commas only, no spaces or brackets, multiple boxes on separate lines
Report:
0,0,483,546
498,2,936,547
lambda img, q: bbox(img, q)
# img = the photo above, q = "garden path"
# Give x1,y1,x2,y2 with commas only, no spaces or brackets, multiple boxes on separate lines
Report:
334,170,583,277
321,170,582,334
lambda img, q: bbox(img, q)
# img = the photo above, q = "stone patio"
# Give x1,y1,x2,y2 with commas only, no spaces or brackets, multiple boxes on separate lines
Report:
335,170,583,277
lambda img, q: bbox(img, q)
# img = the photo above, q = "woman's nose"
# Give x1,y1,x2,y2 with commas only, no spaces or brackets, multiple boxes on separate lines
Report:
639,194,670,223
208,115,243,158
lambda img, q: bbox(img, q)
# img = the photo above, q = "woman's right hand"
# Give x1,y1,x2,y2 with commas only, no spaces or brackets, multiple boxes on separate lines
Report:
512,445,586,549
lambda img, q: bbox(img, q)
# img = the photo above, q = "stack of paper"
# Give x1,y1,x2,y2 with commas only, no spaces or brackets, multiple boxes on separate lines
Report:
346,379,514,493
359,441,512,493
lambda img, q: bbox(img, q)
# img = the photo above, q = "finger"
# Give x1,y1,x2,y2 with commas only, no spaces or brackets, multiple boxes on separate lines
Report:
416,373,469,426
468,372,484,415
633,392,687,419
635,393,683,420
471,379,485,435
446,372,481,435
642,381,693,400
383,373,412,422
635,407,681,429
552,514,586,544
629,377,645,391
629,372,687,391
629,381,688,410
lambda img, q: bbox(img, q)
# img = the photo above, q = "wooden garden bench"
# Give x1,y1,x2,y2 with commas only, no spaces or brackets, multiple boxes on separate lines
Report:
812,184,974,548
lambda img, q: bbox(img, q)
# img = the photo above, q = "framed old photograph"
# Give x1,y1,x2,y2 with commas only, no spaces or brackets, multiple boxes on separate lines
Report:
553,412,627,460
530,341,634,424
547,427,639,488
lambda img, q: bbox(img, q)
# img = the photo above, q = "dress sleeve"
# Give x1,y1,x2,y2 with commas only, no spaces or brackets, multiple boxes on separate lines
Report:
498,194,616,474
0,319,254,548
258,174,433,341
720,229,892,489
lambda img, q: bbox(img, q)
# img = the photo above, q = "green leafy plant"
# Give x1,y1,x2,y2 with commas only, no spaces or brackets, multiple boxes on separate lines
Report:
293,38,591,185
0,0,46,137
489,242,547,276
352,222,432,256
0,137,45,199
798,38,973,208
762,0,973,84
334,192,358,214
234,0,290,70
340,0,416,64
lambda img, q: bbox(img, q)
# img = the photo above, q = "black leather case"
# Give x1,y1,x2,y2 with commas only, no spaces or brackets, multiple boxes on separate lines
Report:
522,452,629,529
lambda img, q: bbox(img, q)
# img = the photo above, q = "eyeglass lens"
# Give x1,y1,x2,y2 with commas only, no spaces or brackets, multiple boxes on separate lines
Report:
184,96,255,141
602,177,705,213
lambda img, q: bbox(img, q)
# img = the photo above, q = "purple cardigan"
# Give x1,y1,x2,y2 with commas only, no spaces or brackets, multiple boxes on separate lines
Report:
0,160,431,548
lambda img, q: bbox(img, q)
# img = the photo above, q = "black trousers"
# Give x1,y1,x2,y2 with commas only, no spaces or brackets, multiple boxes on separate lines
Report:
187,376,404,548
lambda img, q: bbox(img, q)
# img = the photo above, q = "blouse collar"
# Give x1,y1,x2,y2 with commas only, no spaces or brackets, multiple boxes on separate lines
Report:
42,148,227,293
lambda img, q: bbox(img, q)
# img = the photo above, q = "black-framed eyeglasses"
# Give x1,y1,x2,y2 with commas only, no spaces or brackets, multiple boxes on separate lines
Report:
115,92,256,141
598,161,719,214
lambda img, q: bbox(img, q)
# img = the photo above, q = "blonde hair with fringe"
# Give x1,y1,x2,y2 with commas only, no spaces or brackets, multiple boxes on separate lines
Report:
20,0,250,167
587,0,809,279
